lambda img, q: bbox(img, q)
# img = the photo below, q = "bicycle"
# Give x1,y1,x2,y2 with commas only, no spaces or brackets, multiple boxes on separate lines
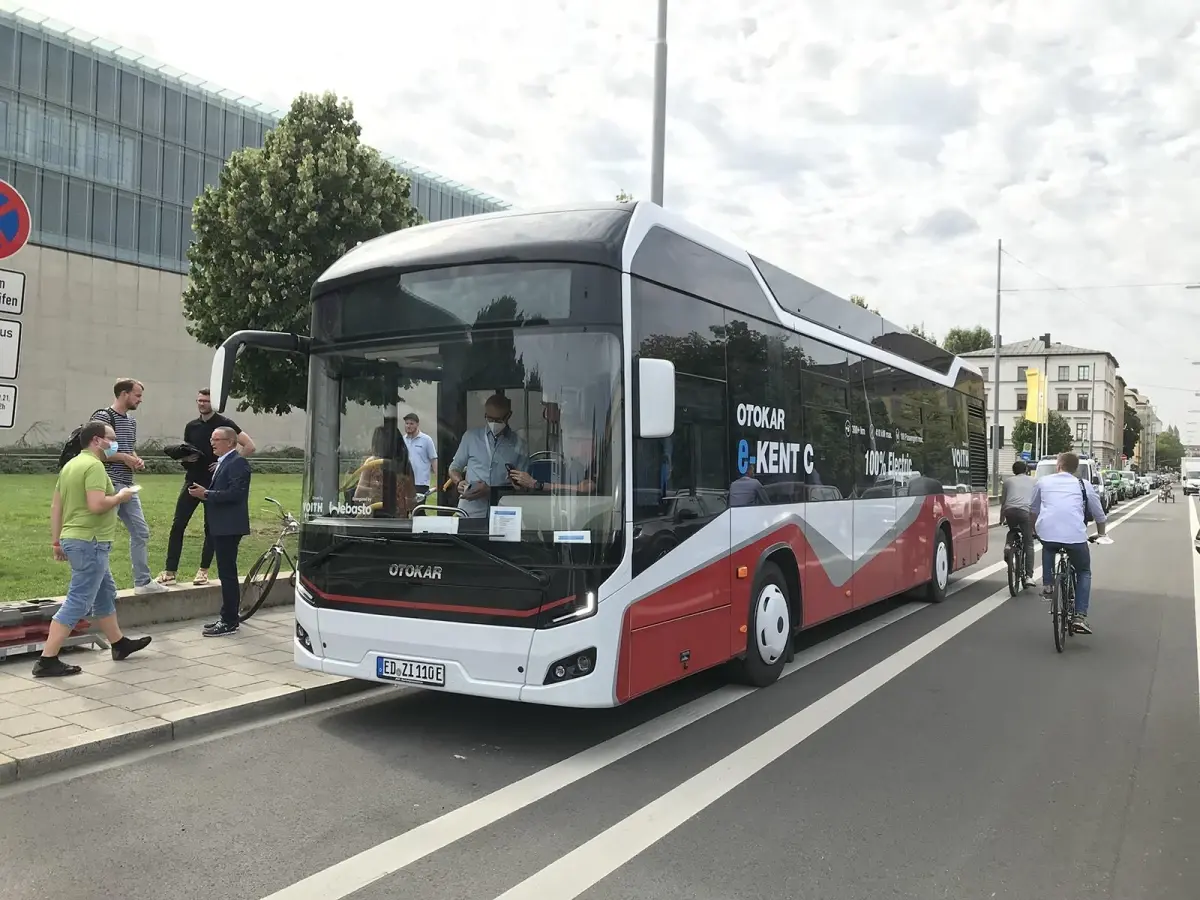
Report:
238,497,300,623
1003,522,1028,597
1048,533,1105,653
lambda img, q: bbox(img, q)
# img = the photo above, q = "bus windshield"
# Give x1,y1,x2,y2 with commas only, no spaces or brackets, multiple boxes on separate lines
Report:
303,326,623,546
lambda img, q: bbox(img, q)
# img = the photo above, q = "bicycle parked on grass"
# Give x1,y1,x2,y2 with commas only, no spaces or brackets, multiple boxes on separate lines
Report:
238,497,299,623
1048,533,1106,653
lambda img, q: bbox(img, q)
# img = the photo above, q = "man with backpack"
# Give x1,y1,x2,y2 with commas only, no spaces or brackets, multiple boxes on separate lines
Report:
37,419,153,676
88,378,167,595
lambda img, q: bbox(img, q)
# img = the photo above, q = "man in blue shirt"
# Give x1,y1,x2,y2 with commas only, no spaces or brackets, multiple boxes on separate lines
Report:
1030,451,1107,634
448,394,527,518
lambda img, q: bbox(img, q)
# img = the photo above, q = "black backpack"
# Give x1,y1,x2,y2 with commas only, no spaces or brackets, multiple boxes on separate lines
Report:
1079,476,1092,524
58,408,116,470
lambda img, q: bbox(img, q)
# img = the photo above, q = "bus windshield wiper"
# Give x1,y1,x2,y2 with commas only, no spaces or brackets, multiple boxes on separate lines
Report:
303,532,392,572
403,532,548,586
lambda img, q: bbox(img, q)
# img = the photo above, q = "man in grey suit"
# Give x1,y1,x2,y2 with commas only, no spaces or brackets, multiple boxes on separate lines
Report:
188,426,252,636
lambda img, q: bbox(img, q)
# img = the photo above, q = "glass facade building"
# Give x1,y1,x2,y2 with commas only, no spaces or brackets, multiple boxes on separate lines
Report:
0,5,510,276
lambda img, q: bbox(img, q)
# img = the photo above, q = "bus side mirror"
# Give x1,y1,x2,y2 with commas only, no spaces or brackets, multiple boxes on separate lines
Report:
210,330,311,413
638,358,675,439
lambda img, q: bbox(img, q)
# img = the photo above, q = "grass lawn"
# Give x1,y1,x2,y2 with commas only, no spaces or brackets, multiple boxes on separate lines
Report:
0,473,303,603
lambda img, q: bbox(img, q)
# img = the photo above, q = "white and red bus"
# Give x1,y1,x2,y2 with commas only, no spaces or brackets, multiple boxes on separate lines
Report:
209,200,990,707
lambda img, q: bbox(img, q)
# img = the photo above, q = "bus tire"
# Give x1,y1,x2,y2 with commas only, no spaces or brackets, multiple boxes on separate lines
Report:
734,561,791,688
925,528,950,603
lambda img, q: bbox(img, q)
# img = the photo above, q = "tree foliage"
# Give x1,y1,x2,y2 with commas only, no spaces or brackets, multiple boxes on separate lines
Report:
942,326,993,355
1011,411,1073,456
615,189,635,202
908,322,936,343
1122,402,1142,458
1156,428,1184,469
182,91,423,415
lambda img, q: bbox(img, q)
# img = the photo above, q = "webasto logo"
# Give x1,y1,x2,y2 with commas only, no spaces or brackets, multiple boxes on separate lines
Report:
735,403,814,476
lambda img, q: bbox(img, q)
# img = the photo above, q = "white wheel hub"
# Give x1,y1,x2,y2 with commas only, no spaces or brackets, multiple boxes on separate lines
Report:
935,540,949,590
753,583,790,665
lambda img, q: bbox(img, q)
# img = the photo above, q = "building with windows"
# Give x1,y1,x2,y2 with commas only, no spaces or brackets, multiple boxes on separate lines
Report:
962,337,1123,472
0,6,509,447
1125,388,1161,471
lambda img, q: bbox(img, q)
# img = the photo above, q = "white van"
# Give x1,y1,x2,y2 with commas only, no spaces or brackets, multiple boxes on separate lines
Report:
1033,455,1109,512
1181,459,1200,496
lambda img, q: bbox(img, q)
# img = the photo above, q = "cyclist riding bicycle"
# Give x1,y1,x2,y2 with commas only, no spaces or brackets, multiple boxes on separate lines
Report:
1030,451,1107,635
1000,459,1036,589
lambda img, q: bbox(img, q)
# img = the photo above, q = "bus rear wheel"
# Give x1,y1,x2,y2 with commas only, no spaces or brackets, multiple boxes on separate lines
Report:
733,561,792,688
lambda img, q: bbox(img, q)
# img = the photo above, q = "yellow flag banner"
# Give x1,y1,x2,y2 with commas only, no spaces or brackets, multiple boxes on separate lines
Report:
1024,369,1046,423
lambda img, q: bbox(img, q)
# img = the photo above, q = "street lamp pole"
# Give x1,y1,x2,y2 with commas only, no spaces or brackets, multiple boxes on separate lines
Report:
992,238,1002,495
649,0,669,206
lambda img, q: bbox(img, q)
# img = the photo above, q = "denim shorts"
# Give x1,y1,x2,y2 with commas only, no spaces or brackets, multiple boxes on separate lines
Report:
54,538,119,627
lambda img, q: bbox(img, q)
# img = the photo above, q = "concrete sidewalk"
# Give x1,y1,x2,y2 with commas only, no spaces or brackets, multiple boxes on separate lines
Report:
0,608,376,784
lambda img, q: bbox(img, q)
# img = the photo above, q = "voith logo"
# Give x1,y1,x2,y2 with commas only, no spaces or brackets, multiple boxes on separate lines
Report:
950,448,970,469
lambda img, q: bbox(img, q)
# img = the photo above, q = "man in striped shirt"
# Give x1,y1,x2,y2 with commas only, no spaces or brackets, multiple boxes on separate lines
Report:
91,378,168,595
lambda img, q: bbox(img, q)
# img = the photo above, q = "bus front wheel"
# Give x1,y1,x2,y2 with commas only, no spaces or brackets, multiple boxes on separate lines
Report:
733,561,792,688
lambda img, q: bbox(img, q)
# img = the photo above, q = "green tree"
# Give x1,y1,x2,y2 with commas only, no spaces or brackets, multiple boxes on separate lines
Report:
908,322,937,343
1122,402,1142,458
849,294,880,315
616,190,635,202
942,326,993,355
1156,428,1184,469
1011,412,1073,456
182,91,423,415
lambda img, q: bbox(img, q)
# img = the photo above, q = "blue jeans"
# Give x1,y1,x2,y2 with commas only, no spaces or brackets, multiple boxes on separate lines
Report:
115,491,152,586
54,538,119,628
1041,540,1092,616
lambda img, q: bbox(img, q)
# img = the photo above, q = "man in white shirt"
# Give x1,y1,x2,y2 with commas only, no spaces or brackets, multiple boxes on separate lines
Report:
1029,451,1107,634
402,413,438,492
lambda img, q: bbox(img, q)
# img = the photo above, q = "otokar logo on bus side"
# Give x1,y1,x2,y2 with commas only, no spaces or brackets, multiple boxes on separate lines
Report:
735,403,814,476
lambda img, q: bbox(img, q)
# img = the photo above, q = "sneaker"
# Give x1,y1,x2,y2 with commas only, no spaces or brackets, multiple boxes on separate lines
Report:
32,655,82,677
1041,586,1054,601
111,635,153,661
1071,615,1093,635
203,620,239,637
134,580,170,595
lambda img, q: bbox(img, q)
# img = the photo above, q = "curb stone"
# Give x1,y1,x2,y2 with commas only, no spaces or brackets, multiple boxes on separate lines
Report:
3,677,381,784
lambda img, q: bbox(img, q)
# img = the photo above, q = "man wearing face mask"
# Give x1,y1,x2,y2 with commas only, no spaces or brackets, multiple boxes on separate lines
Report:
448,393,528,518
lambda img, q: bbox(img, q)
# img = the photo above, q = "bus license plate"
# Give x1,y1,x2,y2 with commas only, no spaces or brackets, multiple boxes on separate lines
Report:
376,655,446,686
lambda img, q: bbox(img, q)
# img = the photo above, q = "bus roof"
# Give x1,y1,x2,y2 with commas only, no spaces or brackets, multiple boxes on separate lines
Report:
313,200,979,389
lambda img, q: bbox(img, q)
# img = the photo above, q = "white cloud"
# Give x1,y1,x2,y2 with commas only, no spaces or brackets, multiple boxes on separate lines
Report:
25,0,1200,432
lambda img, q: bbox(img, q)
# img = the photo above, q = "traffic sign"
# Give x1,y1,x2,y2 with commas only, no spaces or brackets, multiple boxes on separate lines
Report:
0,179,32,261
0,318,20,379
0,268,25,316
0,384,14,429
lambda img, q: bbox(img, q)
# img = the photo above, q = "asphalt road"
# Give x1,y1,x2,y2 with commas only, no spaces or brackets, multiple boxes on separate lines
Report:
1,492,1196,900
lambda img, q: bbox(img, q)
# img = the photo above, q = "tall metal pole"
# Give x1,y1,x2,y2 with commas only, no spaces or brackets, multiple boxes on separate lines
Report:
992,238,1002,494
649,0,668,206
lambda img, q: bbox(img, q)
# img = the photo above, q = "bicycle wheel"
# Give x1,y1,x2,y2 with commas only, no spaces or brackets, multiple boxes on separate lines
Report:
1006,542,1020,597
1052,561,1067,653
239,549,282,622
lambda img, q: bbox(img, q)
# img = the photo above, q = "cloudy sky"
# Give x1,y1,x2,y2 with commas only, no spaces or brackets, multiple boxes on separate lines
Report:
21,0,1200,435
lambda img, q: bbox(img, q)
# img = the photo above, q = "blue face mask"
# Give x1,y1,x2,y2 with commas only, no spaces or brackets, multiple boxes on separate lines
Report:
103,439,118,458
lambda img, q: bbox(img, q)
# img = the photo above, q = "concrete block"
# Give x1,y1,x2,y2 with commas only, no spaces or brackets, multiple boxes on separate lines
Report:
0,711,68,738
9,719,171,780
0,752,14,785
64,706,147,730
163,683,305,739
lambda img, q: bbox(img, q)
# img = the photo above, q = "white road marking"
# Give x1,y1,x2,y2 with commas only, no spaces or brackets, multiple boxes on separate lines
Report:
489,494,1159,900
258,602,917,900
262,495,1157,900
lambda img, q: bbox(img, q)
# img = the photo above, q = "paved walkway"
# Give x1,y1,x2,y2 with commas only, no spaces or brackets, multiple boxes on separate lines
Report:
0,608,367,782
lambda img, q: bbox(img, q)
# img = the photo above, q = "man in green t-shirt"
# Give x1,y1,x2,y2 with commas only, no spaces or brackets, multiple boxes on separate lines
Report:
35,421,154,677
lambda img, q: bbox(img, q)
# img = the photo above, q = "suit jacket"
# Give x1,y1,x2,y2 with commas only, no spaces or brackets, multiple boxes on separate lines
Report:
204,452,252,537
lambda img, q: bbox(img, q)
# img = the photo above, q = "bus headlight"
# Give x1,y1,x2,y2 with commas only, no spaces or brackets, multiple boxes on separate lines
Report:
543,591,597,628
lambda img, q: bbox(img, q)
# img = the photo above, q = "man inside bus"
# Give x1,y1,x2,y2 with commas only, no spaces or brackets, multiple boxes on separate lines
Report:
448,393,528,517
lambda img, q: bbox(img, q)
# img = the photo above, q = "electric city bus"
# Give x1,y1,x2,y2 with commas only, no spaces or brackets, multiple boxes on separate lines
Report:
208,200,990,708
